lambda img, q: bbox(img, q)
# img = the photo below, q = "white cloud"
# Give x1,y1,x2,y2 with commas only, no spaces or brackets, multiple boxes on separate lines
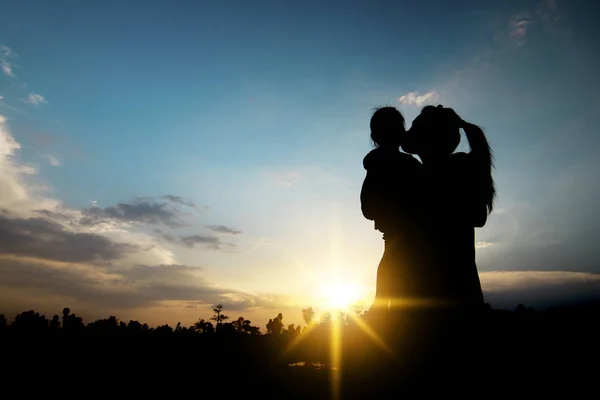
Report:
0,115,59,214
25,93,47,106
0,95,4,101
47,155,61,166
508,13,536,47
397,90,438,106
0,63,13,77
476,241,493,249
0,45,17,78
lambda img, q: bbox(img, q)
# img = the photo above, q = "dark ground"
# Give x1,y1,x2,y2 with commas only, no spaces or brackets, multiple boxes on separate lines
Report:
1,303,598,399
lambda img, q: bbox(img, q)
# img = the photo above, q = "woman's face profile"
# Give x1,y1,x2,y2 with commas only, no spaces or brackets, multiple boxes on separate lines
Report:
409,113,460,158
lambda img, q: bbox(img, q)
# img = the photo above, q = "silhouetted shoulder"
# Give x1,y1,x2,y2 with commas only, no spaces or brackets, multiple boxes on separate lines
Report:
449,151,469,161
363,148,420,171
446,152,473,171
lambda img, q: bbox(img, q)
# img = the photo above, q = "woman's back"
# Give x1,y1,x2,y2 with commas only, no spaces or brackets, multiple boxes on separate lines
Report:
422,152,484,308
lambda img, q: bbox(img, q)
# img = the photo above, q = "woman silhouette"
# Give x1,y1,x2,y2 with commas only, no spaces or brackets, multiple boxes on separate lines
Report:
402,105,496,310
359,104,496,386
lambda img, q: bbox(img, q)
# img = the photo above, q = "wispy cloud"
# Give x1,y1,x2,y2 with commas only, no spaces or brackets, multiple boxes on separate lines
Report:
80,198,195,228
504,0,567,48
160,195,199,211
508,13,536,47
206,225,242,235
158,230,236,251
47,155,61,166
25,93,47,106
476,241,493,249
0,45,17,77
0,95,3,101
397,90,438,106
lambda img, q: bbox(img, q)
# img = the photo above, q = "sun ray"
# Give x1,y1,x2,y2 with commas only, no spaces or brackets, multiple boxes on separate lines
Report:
280,319,319,358
347,312,395,357
330,314,342,400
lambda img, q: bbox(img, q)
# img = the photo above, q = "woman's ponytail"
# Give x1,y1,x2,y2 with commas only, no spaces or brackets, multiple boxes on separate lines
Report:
462,122,496,214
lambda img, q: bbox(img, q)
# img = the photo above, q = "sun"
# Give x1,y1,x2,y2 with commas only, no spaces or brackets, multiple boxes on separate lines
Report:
318,282,361,310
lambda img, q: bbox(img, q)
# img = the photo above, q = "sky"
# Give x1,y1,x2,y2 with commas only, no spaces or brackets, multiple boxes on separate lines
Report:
1,0,600,329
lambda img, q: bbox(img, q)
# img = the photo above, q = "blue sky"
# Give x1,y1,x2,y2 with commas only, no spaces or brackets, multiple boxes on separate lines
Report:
1,0,600,327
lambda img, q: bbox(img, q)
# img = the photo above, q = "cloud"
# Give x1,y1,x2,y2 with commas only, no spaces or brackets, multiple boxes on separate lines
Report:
0,214,139,263
47,155,61,166
25,93,47,106
206,225,242,235
161,195,199,211
0,113,245,316
0,114,260,324
503,1,568,48
0,115,60,214
180,235,222,249
0,95,3,101
80,199,194,228
476,241,493,249
397,90,438,106
0,45,17,77
0,256,256,311
508,13,536,47
481,270,600,310
158,230,235,250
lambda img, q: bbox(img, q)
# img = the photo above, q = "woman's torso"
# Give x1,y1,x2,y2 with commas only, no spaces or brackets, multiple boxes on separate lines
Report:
409,152,484,307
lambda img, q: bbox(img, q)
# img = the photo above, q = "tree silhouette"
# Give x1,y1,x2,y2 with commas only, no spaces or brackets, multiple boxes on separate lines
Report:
320,312,332,325
302,307,315,326
62,307,70,325
61,307,84,334
49,315,60,331
267,313,284,335
193,318,215,334
244,319,260,335
350,301,365,316
232,316,246,332
12,310,49,334
211,304,229,330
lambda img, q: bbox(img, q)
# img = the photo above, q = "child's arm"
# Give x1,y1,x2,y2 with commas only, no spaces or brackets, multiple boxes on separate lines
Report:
360,169,379,222
360,151,382,222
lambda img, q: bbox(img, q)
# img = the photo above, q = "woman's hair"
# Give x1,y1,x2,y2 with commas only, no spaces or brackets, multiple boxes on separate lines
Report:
405,105,461,156
370,106,405,148
408,105,496,214
463,121,496,214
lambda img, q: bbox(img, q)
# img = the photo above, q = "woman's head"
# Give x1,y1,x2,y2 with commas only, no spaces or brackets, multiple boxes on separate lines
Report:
403,105,463,158
406,105,497,215
370,106,406,148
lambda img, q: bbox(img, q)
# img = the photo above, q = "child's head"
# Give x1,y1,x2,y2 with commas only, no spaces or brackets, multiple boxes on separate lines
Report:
403,105,462,158
370,106,406,148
